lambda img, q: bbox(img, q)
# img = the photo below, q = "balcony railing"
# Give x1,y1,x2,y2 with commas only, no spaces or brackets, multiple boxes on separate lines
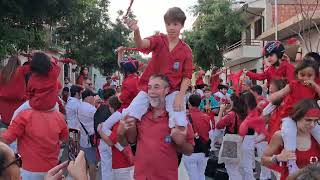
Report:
224,39,261,53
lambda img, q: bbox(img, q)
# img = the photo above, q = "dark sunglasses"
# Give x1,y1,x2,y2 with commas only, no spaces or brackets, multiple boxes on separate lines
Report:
3,153,22,169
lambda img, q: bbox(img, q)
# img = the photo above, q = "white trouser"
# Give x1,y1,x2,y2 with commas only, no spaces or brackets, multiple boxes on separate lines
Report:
281,116,320,151
240,135,255,180
224,161,242,180
21,169,46,180
99,142,113,180
103,111,122,135
122,91,188,128
112,166,134,180
256,141,272,180
182,153,208,180
209,129,224,150
11,100,59,121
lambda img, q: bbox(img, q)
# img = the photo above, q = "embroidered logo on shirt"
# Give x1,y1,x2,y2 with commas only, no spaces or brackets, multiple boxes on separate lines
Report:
164,135,172,144
173,61,180,71
310,156,319,164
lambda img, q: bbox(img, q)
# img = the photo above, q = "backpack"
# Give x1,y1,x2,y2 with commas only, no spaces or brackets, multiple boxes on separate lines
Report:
93,104,112,138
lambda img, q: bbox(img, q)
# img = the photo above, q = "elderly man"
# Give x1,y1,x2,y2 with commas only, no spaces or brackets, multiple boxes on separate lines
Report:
117,74,194,180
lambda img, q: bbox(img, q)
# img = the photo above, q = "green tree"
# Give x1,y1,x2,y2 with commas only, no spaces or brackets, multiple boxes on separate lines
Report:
0,0,78,60
184,0,245,70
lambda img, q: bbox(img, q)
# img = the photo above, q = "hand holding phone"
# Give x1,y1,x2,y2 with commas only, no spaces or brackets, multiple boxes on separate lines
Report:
68,128,81,161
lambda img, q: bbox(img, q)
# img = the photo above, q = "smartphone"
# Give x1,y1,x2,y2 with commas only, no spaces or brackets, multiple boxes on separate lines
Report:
68,128,81,161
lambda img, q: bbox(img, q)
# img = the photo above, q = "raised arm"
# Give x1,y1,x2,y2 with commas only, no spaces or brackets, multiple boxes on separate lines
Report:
244,68,269,81
268,84,290,104
116,46,126,67
124,18,150,49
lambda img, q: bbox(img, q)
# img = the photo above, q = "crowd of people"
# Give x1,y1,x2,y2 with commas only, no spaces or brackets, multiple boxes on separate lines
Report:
0,6,320,180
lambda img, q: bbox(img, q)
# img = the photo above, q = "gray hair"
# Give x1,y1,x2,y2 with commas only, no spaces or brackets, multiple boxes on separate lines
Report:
150,74,170,88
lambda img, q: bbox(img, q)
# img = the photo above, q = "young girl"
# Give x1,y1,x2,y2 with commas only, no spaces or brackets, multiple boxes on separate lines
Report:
101,46,140,135
215,94,247,180
11,53,72,120
269,58,320,175
243,41,295,87
262,99,320,180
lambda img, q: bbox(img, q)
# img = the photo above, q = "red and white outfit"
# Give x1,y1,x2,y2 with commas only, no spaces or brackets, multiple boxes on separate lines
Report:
2,110,68,180
0,65,29,125
11,59,61,120
271,137,320,180
99,73,139,179
255,96,272,180
210,73,220,94
246,59,295,87
103,73,139,132
195,70,205,87
109,122,134,180
182,108,210,180
280,80,320,153
216,111,243,180
213,91,230,104
122,33,193,128
134,110,194,180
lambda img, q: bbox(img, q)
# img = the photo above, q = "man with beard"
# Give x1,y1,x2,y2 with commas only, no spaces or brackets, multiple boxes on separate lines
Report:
117,74,194,180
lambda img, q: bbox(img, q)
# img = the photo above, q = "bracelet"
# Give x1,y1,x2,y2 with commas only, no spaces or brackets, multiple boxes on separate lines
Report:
297,52,302,54
271,155,279,164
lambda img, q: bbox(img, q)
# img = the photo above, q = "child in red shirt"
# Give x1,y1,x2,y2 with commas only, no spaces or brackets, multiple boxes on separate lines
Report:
123,7,193,129
102,47,140,135
98,96,134,179
243,41,295,87
11,52,73,121
268,58,320,175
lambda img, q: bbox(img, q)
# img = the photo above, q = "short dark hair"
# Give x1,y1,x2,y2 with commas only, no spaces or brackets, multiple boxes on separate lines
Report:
108,95,121,111
251,85,263,95
291,99,319,122
218,84,228,90
203,87,211,92
295,58,319,78
70,85,82,97
62,87,69,92
150,74,170,88
103,88,116,100
305,52,320,65
164,7,186,26
81,89,95,100
188,94,201,107
30,52,51,76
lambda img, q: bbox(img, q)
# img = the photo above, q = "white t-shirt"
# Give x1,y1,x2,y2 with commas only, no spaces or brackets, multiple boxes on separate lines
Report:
77,101,96,148
65,97,81,129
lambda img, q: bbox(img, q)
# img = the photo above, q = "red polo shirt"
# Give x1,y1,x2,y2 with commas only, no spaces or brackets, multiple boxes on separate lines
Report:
189,108,211,142
27,61,60,111
196,70,205,86
109,122,134,169
134,110,194,180
216,111,242,134
139,34,193,92
0,66,29,125
246,59,294,86
2,110,68,172
118,73,139,110
280,80,317,118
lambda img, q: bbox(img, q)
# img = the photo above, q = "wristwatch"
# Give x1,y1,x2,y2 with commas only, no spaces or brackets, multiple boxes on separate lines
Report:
271,155,279,164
